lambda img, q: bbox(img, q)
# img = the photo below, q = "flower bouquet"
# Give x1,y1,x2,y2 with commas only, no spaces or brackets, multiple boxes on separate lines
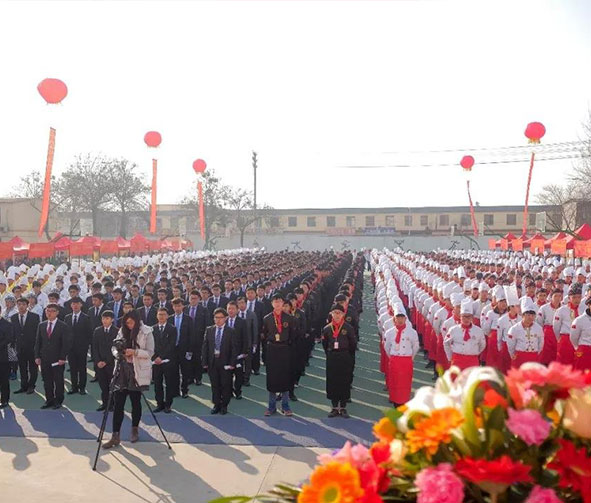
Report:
211,362,591,503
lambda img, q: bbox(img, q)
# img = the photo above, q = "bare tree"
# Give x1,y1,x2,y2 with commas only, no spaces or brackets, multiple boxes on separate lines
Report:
105,158,150,238
535,183,578,233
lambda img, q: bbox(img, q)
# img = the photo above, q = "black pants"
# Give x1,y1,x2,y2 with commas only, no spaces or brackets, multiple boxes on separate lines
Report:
41,363,65,405
153,361,177,407
243,354,252,383
96,363,114,407
251,334,261,373
178,357,193,394
233,361,244,394
0,362,10,404
208,359,232,407
18,350,37,391
192,345,203,382
331,399,347,408
68,350,87,391
112,390,141,432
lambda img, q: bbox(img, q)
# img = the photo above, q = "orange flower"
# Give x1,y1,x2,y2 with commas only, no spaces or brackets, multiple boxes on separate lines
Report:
298,462,364,503
373,417,396,443
482,389,508,410
406,408,464,456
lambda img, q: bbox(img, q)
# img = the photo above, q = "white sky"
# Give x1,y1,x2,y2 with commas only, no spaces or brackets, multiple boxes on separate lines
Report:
1,0,590,209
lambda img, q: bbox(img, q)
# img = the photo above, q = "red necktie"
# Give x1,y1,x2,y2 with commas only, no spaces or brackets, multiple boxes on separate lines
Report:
395,324,406,344
47,322,53,338
462,324,471,341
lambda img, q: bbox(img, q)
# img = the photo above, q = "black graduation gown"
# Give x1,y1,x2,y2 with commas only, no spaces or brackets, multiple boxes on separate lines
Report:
321,322,356,401
262,311,294,392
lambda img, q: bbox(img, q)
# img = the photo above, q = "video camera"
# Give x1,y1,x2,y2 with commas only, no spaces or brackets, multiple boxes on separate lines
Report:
111,337,127,362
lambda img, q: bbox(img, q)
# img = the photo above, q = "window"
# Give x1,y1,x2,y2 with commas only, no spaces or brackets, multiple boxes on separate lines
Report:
420,215,428,226
506,214,517,225
404,215,413,226
385,215,395,226
269,217,280,227
346,216,356,227
326,216,336,227
529,213,537,225
365,216,375,227
288,216,297,227
439,214,450,226
307,216,316,227
484,214,494,226
460,214,471,226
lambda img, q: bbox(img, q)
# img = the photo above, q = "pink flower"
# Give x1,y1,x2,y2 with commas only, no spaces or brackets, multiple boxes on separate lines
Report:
525,486,563,503
506,408,551,446
506,362,586,390
415,463,464,503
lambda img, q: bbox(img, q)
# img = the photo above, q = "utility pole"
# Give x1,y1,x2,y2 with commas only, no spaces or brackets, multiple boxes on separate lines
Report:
252,151,258,235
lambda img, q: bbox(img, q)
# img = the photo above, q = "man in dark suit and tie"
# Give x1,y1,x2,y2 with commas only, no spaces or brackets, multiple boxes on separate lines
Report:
152,308,178,413
43,292,66,321
64,284,88,316
202,307,239,415
226,301,249,399
237,296,257,386
184,290,207,385
0,306,13,408
92,310,117,411
107,288,125,327
89,293,108,331
12,298,40,395
65,297,93,395
247,287,265,374
137,292,158,327
209,284,228,310
156,288,173,315
170,297,194,398
85,282,103,311
129,285,144,309
35,303,72,409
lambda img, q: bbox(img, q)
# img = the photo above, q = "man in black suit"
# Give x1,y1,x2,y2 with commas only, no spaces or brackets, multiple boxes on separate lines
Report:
64,284,88,316
85,282,103,311
184,290,207,385
137,292,158,326
92,310,117,411
209,284,228,310
152,308,178,413
88,293,108,331
65,297,92,395
0,306,13,408
237,296,257,386
170,297,194,398
128,284,144,309
43,292,66,321
226,301,249,399
35,303,72,409
106,288,125,327
246,287,265,375
156,288,173,315
12,298,40,395
202,307,239,414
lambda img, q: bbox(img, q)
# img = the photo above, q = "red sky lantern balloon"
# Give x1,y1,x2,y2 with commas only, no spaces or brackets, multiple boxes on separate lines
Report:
524,122,546,144
460,155,475,171
193,159,207,174
144,131,162,148
37,78,68,104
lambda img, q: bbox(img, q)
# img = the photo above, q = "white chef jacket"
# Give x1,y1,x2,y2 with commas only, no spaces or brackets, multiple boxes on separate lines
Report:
554,304,581,339
570,310,591,348
384,324,420,357
507,321,544,357
443,324,486,361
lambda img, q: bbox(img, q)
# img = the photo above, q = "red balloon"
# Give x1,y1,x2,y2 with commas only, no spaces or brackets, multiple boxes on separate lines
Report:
193,159,207,174
37,78,68,104
524,122,546,143
144,131,162,148
460,155,475,171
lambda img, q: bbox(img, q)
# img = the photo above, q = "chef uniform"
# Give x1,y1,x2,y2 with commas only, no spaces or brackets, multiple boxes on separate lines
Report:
507,298,544,368
496,285,521,374
536,293,562,365
439,293,464,372
443,300,486,371
481,286,506,368
553,283,582,366
570,296,591,371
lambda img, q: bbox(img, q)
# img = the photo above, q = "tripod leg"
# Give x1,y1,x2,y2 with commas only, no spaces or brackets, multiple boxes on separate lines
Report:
140,391,172,450
93,364,120,471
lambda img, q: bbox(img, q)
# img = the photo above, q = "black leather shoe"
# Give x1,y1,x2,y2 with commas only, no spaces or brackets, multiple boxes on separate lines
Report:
234,392,242,400
41,402,54,409
154,405,165,413
194,380,202,386
90,377,98,383
79,390,86,396
340,409,350,419
14,388,26,394
0,402,9,409
164,406,172,414
67,390,78,395
182,392,189,399
328,408,339,418
26,388,35,395
243,381,250,387
53,403,62,410
210,406,221,414
220,407,228,415
96,404,106,412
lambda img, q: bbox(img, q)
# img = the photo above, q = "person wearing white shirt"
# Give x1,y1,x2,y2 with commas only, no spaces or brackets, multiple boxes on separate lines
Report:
570,296,591,371
439,293,464,373
507,298,544,368
497,286,521,374
443,300,485,371
481,288,507,368
553,283,582,366
383,303,419,406
536,288,563,365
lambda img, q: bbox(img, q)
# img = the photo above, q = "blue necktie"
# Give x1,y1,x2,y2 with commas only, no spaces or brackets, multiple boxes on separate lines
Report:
215,327,222,351
190,306,196,320
175,315,181,346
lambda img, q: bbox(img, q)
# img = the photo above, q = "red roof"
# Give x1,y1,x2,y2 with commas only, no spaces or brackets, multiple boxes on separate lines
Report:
54,236,73,251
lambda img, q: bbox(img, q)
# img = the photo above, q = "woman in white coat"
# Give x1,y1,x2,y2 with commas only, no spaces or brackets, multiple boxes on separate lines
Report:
103,310,154,449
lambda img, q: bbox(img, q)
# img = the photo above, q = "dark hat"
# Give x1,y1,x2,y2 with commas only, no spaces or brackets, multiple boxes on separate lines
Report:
569,283,583,296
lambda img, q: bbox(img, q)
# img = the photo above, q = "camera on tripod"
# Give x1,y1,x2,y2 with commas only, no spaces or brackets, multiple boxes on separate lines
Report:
111,337,127,362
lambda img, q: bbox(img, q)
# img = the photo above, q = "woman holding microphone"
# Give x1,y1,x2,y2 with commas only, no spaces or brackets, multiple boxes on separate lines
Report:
103,310,154,449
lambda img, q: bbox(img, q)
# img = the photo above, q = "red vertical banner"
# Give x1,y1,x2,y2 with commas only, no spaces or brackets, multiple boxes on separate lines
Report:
150,159,157,234
198,180,205,239
466,180,479,237
522,151,535,236
38,127,56,237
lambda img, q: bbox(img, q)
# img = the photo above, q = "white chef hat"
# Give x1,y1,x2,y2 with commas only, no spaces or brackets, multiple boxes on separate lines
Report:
478,282,490,293
451,292,464,307
460,299,473,315
493,285,506,301
520,297,537,314
504,285,520,306
393,303,406,317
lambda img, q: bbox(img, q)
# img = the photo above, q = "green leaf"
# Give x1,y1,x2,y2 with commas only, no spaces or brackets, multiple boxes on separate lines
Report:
385,408,403,424
486,406,506,431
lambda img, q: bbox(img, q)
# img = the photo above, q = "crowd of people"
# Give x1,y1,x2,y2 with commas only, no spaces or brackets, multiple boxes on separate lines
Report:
371,247,591,406
0,248,366,448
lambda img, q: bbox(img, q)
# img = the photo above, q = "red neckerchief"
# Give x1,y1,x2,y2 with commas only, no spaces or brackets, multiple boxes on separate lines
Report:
395,323,406,344
453,315,461,323
569,302,579,317
461,323,472,341
509,313,518,320
537,300,545,307
446,308,453,319
331,320,344,338
273,311,283,333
